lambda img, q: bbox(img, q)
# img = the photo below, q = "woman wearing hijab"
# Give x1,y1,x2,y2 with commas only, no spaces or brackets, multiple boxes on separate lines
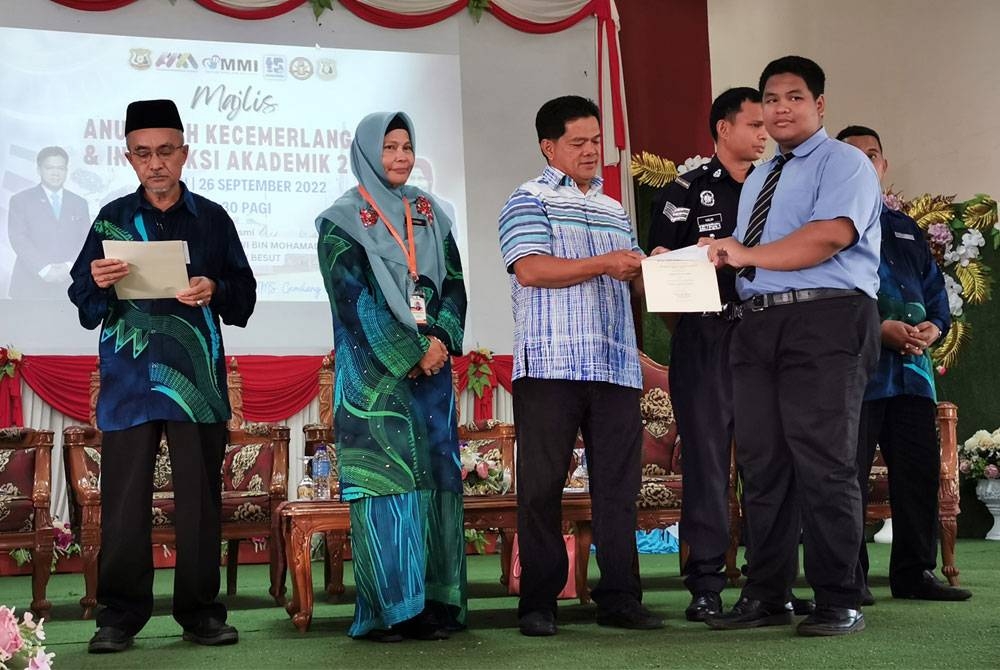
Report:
316,112,467,642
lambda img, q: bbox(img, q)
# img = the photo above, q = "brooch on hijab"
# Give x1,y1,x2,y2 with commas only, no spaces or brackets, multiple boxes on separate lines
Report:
415,196,435,224
360,206,378,228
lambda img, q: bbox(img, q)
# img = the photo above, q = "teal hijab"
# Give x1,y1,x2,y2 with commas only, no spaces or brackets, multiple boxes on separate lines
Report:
317,112,453,330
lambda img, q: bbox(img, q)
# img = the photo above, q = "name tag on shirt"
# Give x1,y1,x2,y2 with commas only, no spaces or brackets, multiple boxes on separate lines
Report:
697,213,722,233
895,232,915,240
410,292,428,325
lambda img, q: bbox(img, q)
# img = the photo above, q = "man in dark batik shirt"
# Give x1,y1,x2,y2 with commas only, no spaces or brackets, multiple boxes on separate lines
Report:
837,125,971,605
69,99,256,654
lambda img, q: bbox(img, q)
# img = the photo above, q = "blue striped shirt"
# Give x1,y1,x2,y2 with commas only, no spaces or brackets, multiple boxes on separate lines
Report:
498,166,641,389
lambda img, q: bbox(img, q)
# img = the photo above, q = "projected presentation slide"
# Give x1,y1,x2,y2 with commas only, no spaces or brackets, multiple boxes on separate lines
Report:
0,26,467,303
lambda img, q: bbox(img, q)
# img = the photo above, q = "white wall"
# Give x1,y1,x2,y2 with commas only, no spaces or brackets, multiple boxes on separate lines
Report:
1,0,599,355
708,0,1000,198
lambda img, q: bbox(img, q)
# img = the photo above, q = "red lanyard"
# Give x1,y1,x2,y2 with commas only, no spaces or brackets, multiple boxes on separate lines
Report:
358,185,417,281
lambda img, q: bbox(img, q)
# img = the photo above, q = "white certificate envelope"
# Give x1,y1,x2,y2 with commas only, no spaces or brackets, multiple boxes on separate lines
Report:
102,240,190,299
641,244,722,313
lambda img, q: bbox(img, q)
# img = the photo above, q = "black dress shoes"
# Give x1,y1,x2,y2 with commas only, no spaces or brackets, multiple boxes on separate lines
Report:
893,570,972,601
182,618,239,646
596,601,664,630
88,626,134,654
705,597,792,630
861,588,876,607
788,595,815,615
398,610,450,641
361,628,404,643
519,610,557,637
797,606,865,637
685,592,722,622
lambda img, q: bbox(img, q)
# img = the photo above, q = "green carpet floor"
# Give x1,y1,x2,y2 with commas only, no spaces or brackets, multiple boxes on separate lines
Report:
3,540,998,669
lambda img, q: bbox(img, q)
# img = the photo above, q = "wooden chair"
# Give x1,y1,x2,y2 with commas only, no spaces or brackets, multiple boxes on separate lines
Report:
63,357,290,618
581,351,741,582
0,427,54,617
863,401,961,585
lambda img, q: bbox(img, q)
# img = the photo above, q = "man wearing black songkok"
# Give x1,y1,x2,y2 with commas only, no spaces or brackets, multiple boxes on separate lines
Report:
70,99,256,653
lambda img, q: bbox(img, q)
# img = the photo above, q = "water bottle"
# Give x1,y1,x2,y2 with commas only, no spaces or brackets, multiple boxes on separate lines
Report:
313,445,331,500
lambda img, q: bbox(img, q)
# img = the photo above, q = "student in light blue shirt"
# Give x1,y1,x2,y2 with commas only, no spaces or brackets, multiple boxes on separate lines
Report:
702,56,882,638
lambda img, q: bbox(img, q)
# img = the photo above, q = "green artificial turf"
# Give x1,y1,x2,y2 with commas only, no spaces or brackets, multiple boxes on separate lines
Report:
4,540,998,669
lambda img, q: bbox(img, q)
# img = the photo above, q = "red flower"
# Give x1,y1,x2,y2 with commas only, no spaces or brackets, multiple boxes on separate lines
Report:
360,207,378,228
415,196,434,223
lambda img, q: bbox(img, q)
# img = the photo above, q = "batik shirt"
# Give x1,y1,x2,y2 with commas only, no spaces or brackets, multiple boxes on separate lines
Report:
498,166,641,389
69,183,256,431
864,205,950,402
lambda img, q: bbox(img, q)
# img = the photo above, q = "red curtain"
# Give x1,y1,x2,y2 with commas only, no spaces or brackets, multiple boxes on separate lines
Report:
4,352,514,427
0,371,24,428
7,352,514,427
452,353,513,421
12,354,323,426
232,355,322,422
18,356,98,423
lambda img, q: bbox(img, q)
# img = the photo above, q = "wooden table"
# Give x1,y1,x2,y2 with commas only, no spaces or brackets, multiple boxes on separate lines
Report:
273,493,594,632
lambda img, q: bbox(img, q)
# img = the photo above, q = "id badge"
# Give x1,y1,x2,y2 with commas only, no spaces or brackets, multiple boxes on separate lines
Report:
410,292,428,325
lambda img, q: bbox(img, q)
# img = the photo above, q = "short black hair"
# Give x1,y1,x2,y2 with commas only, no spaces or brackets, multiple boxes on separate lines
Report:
835,125,883,152
535,96,601,142
758,55,825,99
36,146,68,167
709,87,761,141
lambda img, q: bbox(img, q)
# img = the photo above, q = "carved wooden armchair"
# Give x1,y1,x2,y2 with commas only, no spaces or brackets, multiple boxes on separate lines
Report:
864,401,961,585
607,351,741,581
63,357,290,618
0,427,54,617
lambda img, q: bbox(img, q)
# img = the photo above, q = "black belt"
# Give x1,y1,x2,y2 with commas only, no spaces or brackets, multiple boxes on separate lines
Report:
700,301,742,321
741,288,862,313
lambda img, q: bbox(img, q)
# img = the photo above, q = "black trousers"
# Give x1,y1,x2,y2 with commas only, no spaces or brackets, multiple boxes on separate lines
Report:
670,315,737,595
731,295,879,609
857,395,941,592
97,420,228,635
512,377,643,617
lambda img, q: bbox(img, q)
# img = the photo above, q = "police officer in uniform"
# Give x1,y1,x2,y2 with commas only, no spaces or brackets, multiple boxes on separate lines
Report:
646,87,766,621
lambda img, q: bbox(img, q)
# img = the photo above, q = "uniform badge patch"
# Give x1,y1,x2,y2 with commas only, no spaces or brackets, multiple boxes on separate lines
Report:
700,190,715,207
697,213,723,233
662,201,690,223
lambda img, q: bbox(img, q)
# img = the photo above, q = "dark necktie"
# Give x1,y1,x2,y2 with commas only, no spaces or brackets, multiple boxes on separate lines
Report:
738,153,793,280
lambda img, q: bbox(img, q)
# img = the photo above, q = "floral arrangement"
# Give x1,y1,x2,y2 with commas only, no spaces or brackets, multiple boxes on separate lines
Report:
465,348,495,399
0,347,21,380
959,428,1000,480
9,520,80,573
886,191,997,372
0,606,53,670
459,441,510,496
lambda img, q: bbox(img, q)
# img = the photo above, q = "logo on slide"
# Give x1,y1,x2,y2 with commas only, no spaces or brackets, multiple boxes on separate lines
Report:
264,55,286,80
289,57,313,81
128,48,152,70
155,52,199,71
316,59,337,81
202,55,258,74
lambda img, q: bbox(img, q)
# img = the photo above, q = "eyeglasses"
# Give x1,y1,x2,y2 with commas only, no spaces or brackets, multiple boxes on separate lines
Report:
127,144,186,163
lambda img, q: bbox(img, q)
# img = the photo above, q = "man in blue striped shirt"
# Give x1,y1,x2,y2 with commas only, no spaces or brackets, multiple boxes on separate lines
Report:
498,95,661,637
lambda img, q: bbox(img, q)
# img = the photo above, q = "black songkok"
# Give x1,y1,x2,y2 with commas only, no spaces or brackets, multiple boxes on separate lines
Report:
124,99,184,135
